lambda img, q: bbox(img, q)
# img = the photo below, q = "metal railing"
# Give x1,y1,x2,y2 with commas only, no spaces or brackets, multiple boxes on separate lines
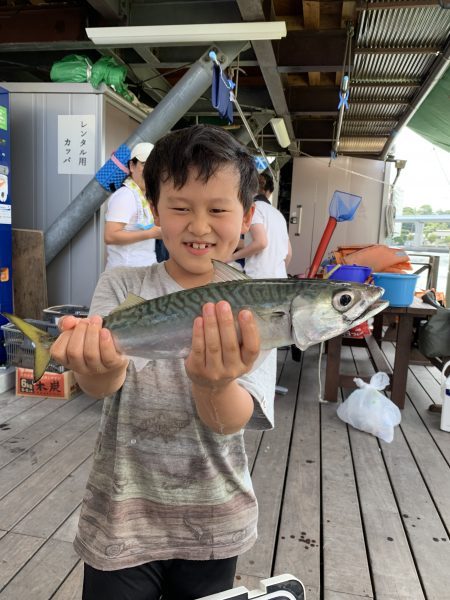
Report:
393,214,450,303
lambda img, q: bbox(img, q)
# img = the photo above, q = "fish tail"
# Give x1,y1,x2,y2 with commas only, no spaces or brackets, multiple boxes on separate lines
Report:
2,313,57,382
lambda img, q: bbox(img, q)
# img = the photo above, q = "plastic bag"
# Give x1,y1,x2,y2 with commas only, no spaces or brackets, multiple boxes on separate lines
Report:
50,54,93,83
337,372,401,443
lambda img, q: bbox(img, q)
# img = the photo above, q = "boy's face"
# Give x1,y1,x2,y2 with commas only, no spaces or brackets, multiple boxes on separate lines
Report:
151,165,253,288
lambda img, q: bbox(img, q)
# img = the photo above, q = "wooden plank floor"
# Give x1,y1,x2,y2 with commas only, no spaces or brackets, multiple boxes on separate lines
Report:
0,343,449,599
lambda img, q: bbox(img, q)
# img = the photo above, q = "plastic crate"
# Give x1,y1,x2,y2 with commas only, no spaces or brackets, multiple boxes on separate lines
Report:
0,319,64,373
42,304,89,324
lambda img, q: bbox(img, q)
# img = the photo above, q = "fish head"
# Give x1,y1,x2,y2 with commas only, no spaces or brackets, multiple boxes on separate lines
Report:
291,280,388,350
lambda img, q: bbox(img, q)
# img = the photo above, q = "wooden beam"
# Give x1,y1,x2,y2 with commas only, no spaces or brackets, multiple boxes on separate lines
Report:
275,15,304,31
303,0,321,29
341,1,356,27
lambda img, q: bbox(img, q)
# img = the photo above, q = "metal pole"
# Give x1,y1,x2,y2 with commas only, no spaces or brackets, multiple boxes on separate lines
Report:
44,41,247,265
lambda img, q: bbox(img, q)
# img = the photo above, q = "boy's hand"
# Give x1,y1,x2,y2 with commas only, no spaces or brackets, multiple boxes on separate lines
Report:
185,301,260,389
51,315,128,377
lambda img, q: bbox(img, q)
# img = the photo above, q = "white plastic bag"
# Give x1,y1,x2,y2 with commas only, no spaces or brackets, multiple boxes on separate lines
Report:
337,372,401,443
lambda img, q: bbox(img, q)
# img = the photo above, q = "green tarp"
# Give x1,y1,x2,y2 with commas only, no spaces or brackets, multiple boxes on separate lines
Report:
408,65,450,153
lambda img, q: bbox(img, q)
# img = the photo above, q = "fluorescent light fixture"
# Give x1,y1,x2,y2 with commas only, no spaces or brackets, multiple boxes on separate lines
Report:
270,117,291,148
85,22,287,46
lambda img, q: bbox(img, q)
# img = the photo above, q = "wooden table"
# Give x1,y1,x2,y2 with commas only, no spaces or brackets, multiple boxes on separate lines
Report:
324,298,436,408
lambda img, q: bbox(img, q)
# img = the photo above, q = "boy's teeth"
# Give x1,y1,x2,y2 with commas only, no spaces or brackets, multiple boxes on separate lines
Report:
192,243,209,249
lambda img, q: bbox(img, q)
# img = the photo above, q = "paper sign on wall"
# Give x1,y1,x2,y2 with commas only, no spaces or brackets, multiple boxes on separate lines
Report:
58,115,95,175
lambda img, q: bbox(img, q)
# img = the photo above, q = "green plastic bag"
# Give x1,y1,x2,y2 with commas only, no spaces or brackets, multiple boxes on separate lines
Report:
50,55,93,83
90,57,132,101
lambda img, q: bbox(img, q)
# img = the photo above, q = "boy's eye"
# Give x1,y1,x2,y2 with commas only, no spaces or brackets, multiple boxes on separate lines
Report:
210,208,227,214
172,207,189,212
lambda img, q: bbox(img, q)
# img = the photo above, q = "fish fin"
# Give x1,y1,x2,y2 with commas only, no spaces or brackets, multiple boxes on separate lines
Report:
2,313,56,382
110,293,147,314
212,260,251,282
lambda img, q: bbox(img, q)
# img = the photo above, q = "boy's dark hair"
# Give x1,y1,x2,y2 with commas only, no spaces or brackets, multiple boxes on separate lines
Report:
259,172,274,194
144,124,258,212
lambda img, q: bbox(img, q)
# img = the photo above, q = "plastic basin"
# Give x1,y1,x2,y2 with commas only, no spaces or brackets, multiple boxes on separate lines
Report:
325,264,372,283
372,272,419,307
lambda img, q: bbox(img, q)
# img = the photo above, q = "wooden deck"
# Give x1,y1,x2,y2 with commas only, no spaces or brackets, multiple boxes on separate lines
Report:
1,341,449,599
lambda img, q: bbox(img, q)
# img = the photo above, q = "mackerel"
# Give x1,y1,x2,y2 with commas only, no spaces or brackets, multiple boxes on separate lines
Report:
2,262,387,381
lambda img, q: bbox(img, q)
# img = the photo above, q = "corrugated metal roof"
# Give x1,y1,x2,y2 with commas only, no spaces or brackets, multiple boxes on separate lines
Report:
338,137,388,153
339,2,450,155
357,5,450,48
347,102,406,119
352,53,437,82
342,119,398,136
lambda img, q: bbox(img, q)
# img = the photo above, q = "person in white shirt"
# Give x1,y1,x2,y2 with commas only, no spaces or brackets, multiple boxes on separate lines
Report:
230,172,292,278
104,142,162,270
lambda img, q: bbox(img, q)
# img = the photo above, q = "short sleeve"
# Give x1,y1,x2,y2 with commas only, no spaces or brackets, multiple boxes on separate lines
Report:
89,268,132,318
105,188,136,224
238,349,276,430
251,203,265,226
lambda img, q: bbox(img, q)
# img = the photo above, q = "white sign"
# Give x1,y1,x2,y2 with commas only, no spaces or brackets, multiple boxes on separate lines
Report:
58,115,95,175
0,203,11,225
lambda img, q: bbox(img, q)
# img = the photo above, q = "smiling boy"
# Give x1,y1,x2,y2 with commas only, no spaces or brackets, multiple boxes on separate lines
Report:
51,125,277,600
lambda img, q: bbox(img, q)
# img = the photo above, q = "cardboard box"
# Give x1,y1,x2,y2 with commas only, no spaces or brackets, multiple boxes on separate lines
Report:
16,368,82,400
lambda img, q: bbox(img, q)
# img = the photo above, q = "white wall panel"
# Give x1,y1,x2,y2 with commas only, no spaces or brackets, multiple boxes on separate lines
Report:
5,83,144,308
288,156,386,276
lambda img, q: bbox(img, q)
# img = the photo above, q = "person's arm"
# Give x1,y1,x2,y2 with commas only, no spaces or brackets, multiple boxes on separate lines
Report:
285,239,293,266
185,301,260,434
104,221,162,245
51,315,129,398
230,223,267,262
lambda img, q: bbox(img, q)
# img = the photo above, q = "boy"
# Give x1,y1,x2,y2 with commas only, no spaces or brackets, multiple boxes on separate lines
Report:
51,125,277,600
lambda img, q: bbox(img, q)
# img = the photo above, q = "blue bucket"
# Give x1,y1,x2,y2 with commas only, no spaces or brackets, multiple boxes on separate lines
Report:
326,264,372,283
372,272,419,307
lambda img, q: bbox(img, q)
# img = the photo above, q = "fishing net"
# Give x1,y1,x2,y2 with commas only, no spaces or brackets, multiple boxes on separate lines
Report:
329,190,362,222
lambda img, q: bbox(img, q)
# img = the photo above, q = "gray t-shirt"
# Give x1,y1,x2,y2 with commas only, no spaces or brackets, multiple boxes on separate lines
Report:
74,262,276,570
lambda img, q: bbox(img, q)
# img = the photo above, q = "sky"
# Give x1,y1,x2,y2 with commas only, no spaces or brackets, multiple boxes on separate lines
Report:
392,127,450,212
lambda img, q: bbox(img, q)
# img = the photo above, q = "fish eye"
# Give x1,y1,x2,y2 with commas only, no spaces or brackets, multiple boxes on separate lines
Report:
332,290,356,312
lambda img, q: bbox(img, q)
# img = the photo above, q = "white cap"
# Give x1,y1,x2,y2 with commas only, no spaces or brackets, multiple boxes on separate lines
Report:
130,142,154,162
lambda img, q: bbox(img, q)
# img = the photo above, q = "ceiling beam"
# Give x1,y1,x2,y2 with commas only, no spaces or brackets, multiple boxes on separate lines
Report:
128,47,173,101
236,0,296,151
0,41,95,53
100,48,169,103
302,1,321,86
341,1,357,27
303,1,321,29
129,60,259,69
85,0,123,22
278,65,345,73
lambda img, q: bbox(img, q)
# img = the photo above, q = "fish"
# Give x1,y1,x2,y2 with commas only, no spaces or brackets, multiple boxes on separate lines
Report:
2,261,388,382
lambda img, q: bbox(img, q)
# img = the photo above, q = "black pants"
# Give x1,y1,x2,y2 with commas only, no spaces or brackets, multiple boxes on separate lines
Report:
82,556,238,600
